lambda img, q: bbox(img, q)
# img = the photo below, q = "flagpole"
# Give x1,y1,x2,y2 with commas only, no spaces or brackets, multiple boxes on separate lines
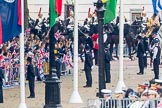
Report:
18,0,27,107
69,0,83,103
114,0,126,92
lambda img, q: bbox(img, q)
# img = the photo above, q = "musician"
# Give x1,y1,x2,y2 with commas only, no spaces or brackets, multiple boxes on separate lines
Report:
66,10,74,39
146,13,160,37
92,30,98,65
35,13,43,29
141,10,147,23
66,9,74,28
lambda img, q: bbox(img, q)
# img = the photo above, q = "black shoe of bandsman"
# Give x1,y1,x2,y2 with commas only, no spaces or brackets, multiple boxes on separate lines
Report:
27,96,35,98
137,72,143,75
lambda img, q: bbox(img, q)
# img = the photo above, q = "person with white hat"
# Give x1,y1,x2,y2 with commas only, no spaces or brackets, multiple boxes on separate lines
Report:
101,89,112,99
114,90,125,99
93,89,112,108
114,90,127,108
148,89,159,108
148,89,159,99
140,90,150,108
100,89,114,108
155,79,162,89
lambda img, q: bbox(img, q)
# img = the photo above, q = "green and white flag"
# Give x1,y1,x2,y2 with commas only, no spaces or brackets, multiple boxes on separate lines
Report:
49,0,62,27
104,0,117,24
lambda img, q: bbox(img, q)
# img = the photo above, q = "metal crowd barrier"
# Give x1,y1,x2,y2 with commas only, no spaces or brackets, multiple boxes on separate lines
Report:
112,44,131,57
1,59,72,88
2,67,19,87
87,98,161,108
60,61,72,76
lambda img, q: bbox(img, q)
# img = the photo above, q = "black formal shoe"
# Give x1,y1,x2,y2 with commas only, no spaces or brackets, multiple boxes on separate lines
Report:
27,96,35,98
105,81,111,83
151,78,155,80
83,85,92,88
137,72,143,75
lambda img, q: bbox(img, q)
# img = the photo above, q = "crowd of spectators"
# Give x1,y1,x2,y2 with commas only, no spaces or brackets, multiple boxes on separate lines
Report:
0,15,74,86
90,79,162,108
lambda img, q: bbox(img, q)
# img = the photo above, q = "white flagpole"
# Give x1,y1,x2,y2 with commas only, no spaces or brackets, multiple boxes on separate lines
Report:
18,0,27,107
69,0,83,103
115,0,126,92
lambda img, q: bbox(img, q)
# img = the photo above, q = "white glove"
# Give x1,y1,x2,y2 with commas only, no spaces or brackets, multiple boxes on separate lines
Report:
91,66,94,70
145,51,149,54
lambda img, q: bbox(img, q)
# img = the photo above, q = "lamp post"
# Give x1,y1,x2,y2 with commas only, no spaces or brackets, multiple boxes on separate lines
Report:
94,0,106,98
44,25,62,108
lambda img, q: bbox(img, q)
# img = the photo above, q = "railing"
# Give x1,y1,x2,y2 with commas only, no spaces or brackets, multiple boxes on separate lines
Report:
2,67,19,87
112,44,131,57
1,60,72,88
87,98,162,108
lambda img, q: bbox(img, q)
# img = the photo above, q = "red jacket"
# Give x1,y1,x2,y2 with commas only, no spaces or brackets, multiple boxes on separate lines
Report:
92,33,98,50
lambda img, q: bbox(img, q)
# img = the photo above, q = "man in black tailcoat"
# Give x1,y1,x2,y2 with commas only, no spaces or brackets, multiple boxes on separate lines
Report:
141,32,149,68
104,47,111,83
55,53,61,79
136,35,145,75
83,44,93,88
26,57,35,98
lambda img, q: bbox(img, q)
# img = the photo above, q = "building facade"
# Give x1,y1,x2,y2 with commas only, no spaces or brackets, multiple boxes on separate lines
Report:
28,0,154,24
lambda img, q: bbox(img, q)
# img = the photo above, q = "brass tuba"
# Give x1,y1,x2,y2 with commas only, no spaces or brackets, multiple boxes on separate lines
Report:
145,18,160,37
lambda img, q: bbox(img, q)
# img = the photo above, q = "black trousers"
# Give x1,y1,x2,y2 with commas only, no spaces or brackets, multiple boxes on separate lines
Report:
85,68,92,86
0,84,3,103
93,48,98,65
29,78,35,97
153,60,159,79
80,52,84,62
143,54,148,68
105,62,111,82
138,57,144,74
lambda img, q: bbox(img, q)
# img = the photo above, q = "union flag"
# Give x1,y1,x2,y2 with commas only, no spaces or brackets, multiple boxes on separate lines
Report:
0,0,21,43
